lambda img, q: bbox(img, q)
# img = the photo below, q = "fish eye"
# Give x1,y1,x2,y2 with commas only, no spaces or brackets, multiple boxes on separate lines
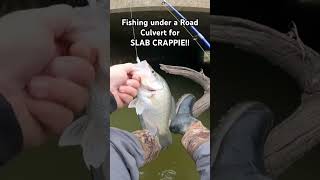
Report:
151,70,155,73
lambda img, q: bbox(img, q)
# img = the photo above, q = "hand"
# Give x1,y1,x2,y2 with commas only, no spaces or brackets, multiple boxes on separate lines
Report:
27,55,96,135
110,63,141,108
0,5,97,147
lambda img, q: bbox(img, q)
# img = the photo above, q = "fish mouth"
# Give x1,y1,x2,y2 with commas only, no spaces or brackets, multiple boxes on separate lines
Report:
142,81,163,91
145,86,157,92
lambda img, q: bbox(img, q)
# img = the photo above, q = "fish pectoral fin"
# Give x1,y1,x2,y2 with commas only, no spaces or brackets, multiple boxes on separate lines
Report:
129,98,145,115
136,102,145,115
136,101,145,115
128,98,138,108
58,115,88,146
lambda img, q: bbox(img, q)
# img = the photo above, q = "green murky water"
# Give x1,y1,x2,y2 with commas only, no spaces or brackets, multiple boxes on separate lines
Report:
111,73,210,180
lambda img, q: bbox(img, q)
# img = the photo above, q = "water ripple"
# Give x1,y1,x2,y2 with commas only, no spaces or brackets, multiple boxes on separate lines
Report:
159,169,177,180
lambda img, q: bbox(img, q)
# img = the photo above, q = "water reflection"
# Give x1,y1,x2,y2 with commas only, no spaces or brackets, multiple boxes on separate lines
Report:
159,169,177,180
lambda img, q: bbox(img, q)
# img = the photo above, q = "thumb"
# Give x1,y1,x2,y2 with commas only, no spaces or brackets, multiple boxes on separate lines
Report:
122,63,135,73
37,5,74,37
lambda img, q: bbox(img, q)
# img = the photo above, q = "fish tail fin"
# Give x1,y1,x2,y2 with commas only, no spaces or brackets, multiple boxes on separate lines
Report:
59,115,89,146
82,120,107,168
158,131,172,149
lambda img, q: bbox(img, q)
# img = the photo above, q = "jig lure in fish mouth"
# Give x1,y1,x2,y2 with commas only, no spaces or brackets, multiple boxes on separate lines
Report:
133,61,164,91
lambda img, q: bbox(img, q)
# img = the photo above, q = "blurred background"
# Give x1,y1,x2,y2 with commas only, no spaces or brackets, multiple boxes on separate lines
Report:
212,0,320,179
0,1,90,180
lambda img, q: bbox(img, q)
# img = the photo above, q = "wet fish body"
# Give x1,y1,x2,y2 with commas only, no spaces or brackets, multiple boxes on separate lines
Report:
129,60,174,148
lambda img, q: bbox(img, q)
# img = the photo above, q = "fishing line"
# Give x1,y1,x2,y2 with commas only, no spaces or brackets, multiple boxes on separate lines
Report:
129,0,141,63
160,0,210,60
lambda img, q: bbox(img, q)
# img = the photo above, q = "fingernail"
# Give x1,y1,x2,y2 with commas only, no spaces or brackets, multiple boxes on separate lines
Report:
126,81,132,86
29,78,48,98
119,87,125,93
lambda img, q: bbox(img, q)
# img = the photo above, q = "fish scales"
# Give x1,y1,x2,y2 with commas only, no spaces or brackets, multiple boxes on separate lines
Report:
129,60,174,148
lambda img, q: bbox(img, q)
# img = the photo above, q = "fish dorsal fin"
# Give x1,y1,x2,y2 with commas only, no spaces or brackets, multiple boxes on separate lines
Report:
59,115,89,146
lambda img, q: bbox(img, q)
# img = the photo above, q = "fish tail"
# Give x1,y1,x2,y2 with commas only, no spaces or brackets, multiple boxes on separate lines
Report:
82,121,107,168
158,130,172,149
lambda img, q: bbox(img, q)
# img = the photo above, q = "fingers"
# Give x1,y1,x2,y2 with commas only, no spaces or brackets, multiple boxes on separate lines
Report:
28,76,88,113
126,79,140,89
113,63,135,74
69,42,97,65
129,68,140,79
37,4,74,37
115,78,140,107
46,56,95,87
110,92,123,108
112,75,140,108
123,63,135,72
118,93,134,105
27,98,73,135
119,85,138,97
111,87,137,109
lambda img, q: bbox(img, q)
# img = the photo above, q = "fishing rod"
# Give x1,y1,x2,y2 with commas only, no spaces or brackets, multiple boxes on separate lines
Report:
129,0,210,63
160,0,210,50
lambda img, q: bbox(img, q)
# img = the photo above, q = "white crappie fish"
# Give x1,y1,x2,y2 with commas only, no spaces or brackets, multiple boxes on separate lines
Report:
58,3,107,169
129,60,175,148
